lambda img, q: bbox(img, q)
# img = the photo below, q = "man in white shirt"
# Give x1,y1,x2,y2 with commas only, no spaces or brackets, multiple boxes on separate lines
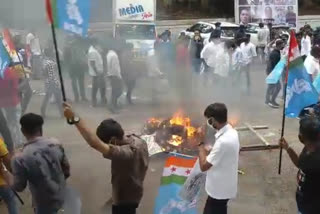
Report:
88,39,106,107
240,34,257,94
106,49,123,113
26,31,42,79
201,30,224,82
301,32,312,61
257,23,269,62
198,103,240,214
304,45,320,81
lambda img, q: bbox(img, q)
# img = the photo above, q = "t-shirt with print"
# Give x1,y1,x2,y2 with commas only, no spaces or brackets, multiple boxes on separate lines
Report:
103,135,149,205
0,138,9,186
296,147,320,213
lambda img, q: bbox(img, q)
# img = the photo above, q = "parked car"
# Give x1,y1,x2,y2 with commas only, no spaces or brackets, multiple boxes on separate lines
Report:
180,21,239,42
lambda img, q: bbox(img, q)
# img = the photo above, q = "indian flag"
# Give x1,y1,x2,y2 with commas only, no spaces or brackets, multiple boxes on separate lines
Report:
154,154,198,214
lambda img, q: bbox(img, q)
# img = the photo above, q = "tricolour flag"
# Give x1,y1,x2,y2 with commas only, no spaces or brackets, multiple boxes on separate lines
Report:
46,0,91,37
154,155,198,214
285,31,319,117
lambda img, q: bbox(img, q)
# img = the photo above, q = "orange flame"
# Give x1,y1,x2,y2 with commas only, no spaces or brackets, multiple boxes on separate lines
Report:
168,135,183,146
169,112,196,138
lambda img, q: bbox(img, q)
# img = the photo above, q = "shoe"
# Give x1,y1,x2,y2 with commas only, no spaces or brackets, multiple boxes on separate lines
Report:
268,102,279,109
272,101,280,107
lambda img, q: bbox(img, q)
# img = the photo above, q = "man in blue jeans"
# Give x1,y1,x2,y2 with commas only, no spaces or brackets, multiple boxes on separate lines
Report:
0,138,19,214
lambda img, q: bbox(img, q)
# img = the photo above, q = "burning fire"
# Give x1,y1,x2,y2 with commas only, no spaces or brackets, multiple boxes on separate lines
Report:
168,135,183,147
169,112,197,138
148,117,161,125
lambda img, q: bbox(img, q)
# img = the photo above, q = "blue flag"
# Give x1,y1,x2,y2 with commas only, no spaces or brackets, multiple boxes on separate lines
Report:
55,0,91,37
313,74,320,94
266,57,286,84
285,57,319,118
0,39,11,79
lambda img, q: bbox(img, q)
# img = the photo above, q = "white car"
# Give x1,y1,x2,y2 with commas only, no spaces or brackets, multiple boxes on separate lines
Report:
181,21,239,42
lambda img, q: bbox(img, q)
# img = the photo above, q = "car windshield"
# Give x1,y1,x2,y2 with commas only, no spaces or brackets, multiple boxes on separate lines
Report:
221,27,238,37
116,24,156,40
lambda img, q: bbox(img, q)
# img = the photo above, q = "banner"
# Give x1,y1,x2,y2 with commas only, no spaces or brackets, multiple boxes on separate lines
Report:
115,0,155,22
236,0,298,27
154,155,198,214
46,0,91,37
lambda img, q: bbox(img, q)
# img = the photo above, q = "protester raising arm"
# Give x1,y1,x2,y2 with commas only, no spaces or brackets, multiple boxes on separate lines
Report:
63,103,111,156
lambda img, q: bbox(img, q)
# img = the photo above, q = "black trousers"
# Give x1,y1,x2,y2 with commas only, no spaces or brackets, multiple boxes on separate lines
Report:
112,203,138,214
41,84,63,117
125,79,136,103
19,79,33,114
203,196,229,214
71,72,86,101
266,81,281,103
91,76,106,106
109,76,123,108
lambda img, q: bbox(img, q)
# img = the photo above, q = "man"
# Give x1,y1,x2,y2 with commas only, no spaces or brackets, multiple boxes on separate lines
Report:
190,30,204,74
26,31,42,80
265,40,284,108
41,48,63,119
106,48,123,113
304,45,320,81
198,103,240,214
286,6,297,27
301,31,312,61
63,103,149,214
88,39,106,107
279,117,320,214
240,34,257,94
120,43,138,105
257,23,269,63
64,36,88,103
240,9,250,26
0,138,19,214
201,30,224,82
235,25,247,42
11,113,70,214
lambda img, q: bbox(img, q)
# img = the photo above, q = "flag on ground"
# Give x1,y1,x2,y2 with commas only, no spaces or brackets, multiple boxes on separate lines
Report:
285,31,319,118
154,154,198,214
0,39,11,79
46,0,91,37
266,57,287,84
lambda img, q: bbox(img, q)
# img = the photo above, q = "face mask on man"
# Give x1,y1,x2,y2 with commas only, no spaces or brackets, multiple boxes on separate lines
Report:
207,117,218,132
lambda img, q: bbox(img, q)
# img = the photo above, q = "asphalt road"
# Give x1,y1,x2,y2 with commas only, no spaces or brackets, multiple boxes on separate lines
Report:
0,51,301,213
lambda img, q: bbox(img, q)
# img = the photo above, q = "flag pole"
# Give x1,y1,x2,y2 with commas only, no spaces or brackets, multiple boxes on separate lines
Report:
50,24,67,102
278,30,293,175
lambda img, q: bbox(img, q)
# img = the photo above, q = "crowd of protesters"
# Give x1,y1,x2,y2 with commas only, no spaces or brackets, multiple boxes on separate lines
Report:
0,22,320,214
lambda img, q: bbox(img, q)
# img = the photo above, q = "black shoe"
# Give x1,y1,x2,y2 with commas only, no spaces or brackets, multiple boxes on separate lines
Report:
268,102,279,109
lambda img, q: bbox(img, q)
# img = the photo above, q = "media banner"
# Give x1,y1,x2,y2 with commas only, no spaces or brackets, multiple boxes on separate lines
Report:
235,0,298,27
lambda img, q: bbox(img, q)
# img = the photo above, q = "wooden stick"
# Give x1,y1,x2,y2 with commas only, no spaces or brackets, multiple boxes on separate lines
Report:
235,125,268,131
244,123,270,146
240,144,280,152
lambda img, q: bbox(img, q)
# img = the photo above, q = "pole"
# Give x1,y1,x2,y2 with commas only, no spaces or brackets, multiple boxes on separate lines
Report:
278,30,293,175
11,187,24,205
50,24,67,102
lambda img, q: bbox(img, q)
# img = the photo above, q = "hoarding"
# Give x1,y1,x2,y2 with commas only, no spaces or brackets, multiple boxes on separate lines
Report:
235,0,298,27
115,0,155,22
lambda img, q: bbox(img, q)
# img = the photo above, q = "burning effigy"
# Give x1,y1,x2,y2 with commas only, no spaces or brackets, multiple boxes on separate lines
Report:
142,111,200,155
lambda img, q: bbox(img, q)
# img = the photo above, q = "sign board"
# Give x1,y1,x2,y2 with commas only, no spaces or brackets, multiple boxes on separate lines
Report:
235,0,298,27
115,0,155,22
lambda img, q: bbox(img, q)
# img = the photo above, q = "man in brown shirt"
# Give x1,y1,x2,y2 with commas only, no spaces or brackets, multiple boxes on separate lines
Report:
63,103,149,214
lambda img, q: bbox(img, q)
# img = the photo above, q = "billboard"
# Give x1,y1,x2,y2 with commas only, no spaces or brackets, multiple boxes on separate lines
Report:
235,0,298,27
115,0,155,22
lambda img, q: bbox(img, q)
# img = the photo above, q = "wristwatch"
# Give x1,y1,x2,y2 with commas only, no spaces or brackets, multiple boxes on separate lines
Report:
67,116,80,125
198,142,205,147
